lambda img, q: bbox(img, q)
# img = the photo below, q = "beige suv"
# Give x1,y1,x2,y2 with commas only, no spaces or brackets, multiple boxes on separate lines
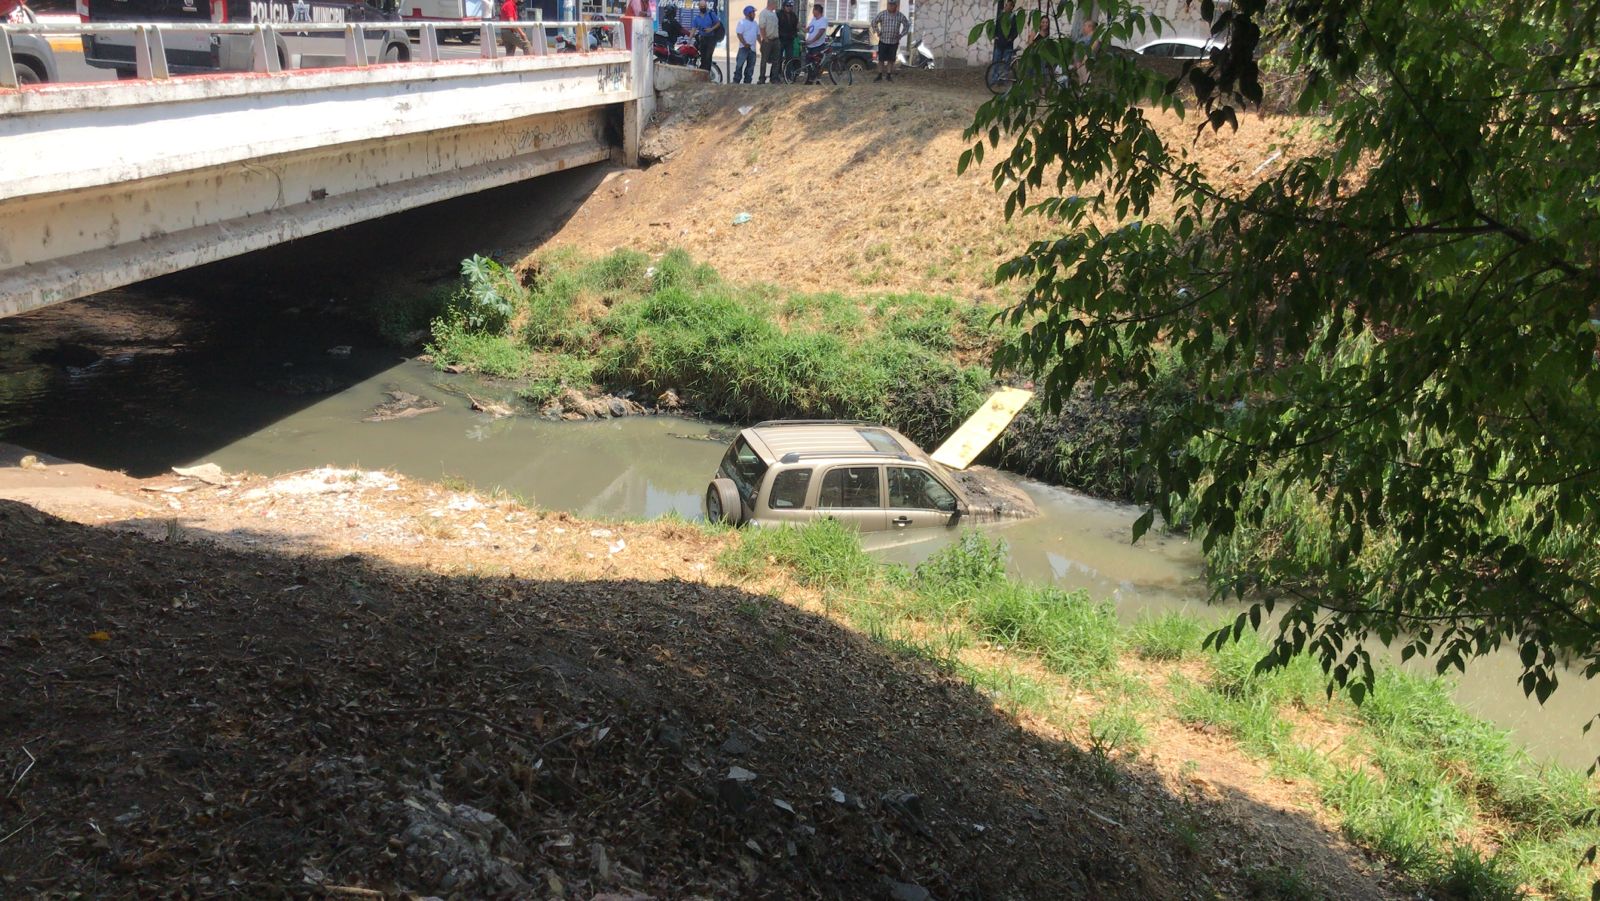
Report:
704,421,1032,531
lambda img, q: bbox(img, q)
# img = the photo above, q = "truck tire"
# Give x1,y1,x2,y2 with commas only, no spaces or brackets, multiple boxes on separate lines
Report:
14,61,42,85
705,478,744,526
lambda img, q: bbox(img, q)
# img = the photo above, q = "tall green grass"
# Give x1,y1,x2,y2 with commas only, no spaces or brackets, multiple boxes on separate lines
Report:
1173,633,1600,898
423,249,997,452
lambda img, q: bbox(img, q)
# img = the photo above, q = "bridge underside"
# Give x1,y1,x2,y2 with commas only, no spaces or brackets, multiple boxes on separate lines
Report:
1,108,612,314
0,42,649,317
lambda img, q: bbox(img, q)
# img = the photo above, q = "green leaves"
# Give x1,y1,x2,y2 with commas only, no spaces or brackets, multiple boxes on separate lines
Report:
971,0,1600,788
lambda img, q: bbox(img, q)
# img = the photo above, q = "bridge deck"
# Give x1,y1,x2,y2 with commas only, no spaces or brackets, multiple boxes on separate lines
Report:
0,23,654,315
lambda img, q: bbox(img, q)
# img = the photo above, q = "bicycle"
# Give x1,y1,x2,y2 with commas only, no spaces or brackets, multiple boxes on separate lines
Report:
783,42,852,85
985,51,1017,94
986,51,1082,97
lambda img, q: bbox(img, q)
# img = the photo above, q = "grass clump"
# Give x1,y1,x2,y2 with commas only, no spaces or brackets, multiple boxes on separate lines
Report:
369,283,452,347
717,519,887,593
1129,611,1209,661
911,532,1120,678
967,583,1120,678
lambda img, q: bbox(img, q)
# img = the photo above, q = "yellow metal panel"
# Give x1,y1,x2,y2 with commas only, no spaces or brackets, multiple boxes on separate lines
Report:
930,387,1033,470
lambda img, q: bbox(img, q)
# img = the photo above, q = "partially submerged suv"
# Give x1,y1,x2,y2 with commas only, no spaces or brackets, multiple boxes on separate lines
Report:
704,420,1036,532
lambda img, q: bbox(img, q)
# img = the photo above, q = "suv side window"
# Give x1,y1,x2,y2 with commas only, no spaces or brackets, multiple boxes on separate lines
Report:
769,469,812,509
888,467,957,512
818,467,881,509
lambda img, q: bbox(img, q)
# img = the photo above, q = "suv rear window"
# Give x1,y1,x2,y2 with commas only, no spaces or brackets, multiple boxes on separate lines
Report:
719,438,768,506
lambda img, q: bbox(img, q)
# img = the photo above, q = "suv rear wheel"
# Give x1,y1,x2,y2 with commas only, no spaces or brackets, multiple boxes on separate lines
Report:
705,478,743,526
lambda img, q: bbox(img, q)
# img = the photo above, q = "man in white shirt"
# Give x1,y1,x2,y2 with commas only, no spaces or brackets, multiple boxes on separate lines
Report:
802,3,828,83
734,5,760,83
756,0,780,83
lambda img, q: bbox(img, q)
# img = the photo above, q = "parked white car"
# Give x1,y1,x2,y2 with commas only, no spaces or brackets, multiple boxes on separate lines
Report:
1133,36,1223,60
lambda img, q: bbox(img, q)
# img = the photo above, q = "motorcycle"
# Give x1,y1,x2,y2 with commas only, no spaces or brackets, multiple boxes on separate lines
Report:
896,35,935,69
651,30,724,82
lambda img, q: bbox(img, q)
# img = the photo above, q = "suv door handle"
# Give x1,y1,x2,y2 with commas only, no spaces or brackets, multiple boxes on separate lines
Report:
892,516,912,527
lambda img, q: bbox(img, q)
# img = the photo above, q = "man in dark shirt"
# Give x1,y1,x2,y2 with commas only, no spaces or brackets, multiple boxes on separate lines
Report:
776,0,800,76
992,0,1018,63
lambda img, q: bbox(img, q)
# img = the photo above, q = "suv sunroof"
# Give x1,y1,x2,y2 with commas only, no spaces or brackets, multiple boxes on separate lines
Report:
857,428,904,455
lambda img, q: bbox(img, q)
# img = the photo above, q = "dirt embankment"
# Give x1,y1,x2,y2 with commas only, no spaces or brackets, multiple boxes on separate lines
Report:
543,80,1324,299
0,457,1398,899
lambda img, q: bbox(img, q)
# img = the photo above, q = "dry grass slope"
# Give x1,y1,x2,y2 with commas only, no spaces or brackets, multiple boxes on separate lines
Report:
545,80,1328,299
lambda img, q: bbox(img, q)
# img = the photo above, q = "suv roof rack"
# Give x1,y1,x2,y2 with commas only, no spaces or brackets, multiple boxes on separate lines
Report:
752,419,879,428
778,451,914,464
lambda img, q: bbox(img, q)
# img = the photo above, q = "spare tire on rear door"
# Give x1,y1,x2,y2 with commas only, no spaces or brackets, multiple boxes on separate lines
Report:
705,478,745,526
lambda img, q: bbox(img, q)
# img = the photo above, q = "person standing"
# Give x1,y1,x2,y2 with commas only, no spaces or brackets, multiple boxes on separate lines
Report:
734,5,760,82
869,0,909,81
690,0,723,72
500,0,531,55
623,0,651,49
992,0,1017,64
777,0,800,78
757,0,780,83
802,2,827,83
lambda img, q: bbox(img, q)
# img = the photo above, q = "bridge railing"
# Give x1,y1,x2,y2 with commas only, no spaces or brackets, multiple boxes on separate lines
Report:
0,17,626,87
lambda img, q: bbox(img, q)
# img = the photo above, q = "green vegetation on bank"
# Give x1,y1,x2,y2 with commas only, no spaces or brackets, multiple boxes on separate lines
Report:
720,521,1600,900
400,249,1191,499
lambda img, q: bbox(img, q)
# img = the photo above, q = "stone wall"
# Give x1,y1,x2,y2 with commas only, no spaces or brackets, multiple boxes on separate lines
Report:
911,0,1212,67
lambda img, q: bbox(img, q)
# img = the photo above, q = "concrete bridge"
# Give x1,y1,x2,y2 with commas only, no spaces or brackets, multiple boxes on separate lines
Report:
0,20,656,317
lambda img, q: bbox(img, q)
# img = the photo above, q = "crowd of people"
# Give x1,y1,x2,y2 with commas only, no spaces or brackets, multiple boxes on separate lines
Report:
660,0,911,84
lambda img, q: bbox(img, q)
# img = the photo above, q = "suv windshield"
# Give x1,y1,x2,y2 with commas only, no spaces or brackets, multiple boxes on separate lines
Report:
719,437,768,506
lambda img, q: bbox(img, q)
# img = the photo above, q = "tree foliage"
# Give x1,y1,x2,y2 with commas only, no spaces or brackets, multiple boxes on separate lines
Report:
965,0,1600,741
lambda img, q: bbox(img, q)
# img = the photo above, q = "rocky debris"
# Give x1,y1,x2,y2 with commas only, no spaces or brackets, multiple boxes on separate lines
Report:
656,388,682,410
365,389,442,422
239,467,397,500
395,789,530,895
170,462,229,486
885,878,934,901
467,393,516,419
542,388,648,422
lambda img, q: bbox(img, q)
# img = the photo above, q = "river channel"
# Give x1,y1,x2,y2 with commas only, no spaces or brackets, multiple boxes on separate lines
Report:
1,226,1595,771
